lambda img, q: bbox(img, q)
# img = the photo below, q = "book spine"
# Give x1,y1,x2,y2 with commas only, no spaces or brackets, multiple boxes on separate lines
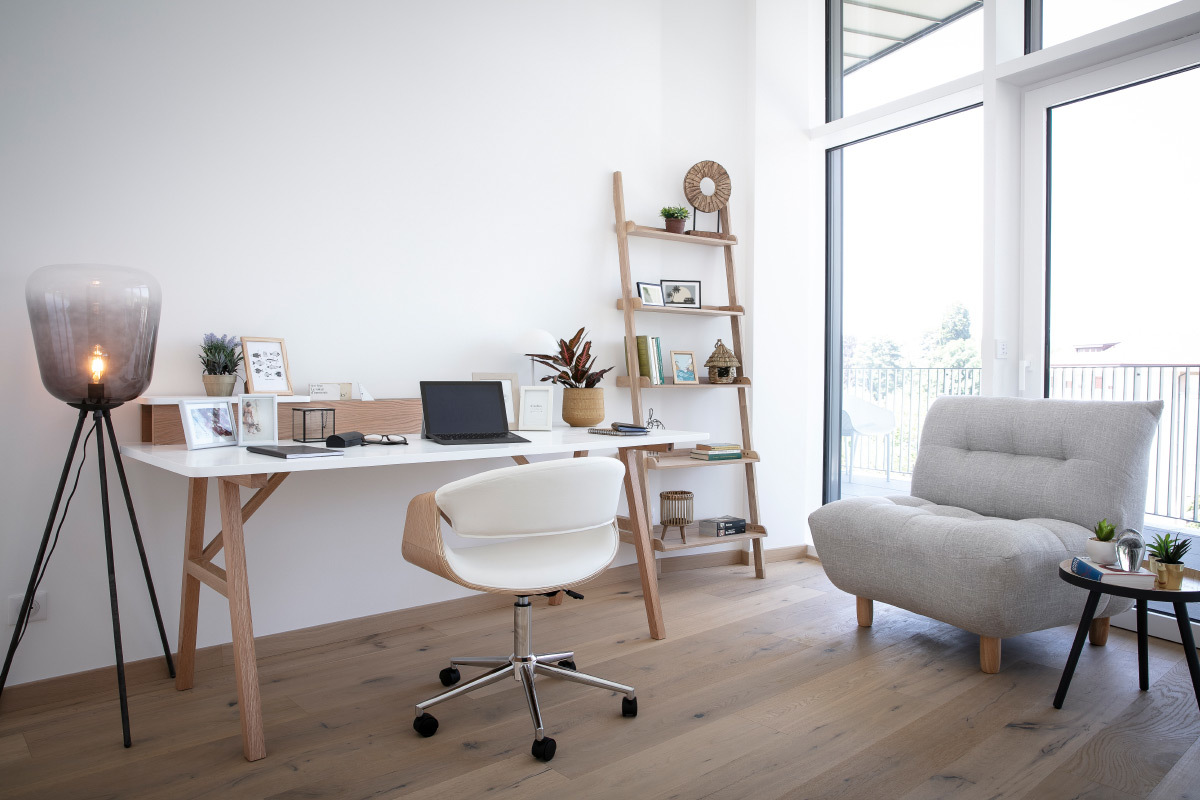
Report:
699,527,746,536
636,336,652,383
691,453,742,460
1070,556,1104,581
654,337,665,385
650,337,661,385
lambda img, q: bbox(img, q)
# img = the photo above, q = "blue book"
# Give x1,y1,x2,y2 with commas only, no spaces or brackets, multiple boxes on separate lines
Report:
1068,556,1155,588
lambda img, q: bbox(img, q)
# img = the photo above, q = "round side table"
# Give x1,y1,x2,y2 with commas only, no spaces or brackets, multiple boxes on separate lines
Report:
1055,562,1200,712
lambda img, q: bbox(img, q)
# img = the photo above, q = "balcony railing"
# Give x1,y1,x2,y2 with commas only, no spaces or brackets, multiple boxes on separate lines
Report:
841,364,1200,524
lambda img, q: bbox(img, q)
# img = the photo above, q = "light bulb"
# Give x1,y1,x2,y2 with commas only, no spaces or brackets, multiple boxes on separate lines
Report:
90,345,107,383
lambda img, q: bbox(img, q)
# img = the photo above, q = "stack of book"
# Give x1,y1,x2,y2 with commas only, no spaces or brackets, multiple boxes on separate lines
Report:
624,335,666,384
1066,557,1156,588
690,442,742,461
699,516,747,537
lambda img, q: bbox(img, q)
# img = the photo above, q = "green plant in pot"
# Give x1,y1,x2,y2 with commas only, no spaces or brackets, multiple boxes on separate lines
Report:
1086,518,1118,565
526,327,614,427
1148,533,1192,590
660,204,690,235
199,333,243,397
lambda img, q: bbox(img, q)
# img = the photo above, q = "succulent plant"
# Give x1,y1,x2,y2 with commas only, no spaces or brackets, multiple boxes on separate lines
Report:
1092,518,1116,542
1148,532,1192,564
526,327,614,389
660,205,690,220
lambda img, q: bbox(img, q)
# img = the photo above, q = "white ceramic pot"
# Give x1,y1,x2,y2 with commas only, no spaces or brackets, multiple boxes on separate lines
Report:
1085,538,1118,566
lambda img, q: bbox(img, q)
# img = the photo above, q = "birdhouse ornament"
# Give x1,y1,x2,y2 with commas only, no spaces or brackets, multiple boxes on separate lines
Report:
704,339,740,384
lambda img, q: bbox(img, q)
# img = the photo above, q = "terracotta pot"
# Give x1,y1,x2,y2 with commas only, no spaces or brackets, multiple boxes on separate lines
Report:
1085,538,1118,566
561,387,604,427
1158,562,1185,591
664,218,686,234
202,374,238,397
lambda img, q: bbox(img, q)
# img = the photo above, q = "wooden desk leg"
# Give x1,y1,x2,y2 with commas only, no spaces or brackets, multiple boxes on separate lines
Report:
619,447,665,640
218,477,267,761
176,477,207,691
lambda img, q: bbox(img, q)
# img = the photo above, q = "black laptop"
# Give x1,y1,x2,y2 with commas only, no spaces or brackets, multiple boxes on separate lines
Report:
420,381,530,445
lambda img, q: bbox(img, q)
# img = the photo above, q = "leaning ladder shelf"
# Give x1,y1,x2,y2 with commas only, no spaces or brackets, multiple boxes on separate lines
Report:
612,171,766,578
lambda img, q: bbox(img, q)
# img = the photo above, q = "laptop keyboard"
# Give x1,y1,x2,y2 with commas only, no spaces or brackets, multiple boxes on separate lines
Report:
437,432,510,440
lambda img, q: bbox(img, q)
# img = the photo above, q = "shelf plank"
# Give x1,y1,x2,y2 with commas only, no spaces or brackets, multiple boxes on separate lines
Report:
616,376,751,389
647,451,760,470
624,222,737,246
618,524,767,552
615,298,745,317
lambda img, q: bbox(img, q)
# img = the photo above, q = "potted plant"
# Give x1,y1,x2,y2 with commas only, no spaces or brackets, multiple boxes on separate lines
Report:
1086,518,1118,565
660,205,690,235
526,327,614,427
1147,533,1191,590
199,333,243,397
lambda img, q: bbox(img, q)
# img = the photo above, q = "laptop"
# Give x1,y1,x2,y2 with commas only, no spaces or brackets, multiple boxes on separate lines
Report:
420,381,530,445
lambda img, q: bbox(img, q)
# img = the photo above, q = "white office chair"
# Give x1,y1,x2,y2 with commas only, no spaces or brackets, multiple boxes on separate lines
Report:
402,458,637,762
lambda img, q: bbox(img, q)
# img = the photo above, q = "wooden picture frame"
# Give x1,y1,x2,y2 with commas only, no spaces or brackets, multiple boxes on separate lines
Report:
472,372,519,430
179,399,239,450
669,350,700,385
518,386,554,431
236,394,279,446
637,282,665,306
241,336,293,395
661,280,701,309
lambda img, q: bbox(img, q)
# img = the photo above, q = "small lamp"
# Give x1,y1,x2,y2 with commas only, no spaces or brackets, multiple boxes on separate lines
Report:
704,338,741,384
517,328,556,386
1,264,175,749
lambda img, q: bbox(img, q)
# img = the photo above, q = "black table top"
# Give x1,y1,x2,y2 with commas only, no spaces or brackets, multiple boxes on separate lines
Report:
1058,565,1200,602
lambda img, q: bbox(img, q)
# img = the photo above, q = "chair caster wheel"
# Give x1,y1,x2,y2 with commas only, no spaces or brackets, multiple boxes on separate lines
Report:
413,713,439,737
558,659,577,671
531,736,557,762
622,696,638,717
439,667,461,686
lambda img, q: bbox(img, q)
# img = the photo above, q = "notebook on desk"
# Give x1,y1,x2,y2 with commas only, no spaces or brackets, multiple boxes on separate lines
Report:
419,381,530,445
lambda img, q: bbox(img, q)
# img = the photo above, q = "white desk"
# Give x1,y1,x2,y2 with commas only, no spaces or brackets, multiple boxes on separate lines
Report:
122,428,706,761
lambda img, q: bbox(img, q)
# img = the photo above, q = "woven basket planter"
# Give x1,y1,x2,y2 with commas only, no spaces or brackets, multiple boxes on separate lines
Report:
561,387,605,427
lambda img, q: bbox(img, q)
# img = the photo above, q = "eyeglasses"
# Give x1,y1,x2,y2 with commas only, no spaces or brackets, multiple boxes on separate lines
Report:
363,434,408,445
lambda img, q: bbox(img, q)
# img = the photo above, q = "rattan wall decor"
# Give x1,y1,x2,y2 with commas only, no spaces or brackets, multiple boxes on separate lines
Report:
683,160,731,213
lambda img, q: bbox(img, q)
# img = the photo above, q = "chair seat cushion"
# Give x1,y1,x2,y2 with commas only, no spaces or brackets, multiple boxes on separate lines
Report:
443,524,619,594
808,496,1132,638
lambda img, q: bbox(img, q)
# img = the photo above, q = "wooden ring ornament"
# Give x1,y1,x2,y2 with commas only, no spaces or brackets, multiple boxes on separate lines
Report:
683,161,731,213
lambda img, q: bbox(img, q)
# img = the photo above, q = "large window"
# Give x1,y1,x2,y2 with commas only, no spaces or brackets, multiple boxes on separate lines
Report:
1030,0,1178,51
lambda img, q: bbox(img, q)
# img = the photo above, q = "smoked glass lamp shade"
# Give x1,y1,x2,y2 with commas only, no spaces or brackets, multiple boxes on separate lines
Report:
26,264,162,404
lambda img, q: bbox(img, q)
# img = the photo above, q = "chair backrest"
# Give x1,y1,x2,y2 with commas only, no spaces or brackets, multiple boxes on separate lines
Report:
910,396,1163,533
435,457,627,538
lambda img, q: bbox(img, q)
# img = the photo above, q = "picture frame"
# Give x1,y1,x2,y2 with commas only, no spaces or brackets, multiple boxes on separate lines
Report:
179,399,239,450
236,394,279,446
660,280,702,309
669,350,700,385
518,386,554,431
636,282,665,306
241,336,293,395
472,372,519,429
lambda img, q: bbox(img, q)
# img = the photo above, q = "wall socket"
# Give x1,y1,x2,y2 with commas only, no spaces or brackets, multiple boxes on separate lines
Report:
8,592,48,625
995,339,1010,359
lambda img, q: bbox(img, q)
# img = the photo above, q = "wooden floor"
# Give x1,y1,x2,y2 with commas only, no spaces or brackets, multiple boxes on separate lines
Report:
2,559,1199,800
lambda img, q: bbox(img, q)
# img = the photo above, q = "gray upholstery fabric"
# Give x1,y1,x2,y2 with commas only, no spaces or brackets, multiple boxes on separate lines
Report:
809,397,1163,640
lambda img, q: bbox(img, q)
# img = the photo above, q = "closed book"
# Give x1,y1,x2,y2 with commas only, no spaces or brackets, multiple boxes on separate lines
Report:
699,516,746,534
635,336,653,383
247,445,343,459
654,337,665,385
1066,557,1156,588
690,451,742,460
694,442,742,451
699,528,746,537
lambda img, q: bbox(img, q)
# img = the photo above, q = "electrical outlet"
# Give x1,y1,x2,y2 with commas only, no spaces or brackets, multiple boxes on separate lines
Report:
8,592,48,625
995,339,1010,359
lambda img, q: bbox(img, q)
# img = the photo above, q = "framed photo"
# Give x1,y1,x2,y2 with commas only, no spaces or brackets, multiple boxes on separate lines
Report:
236,394,279,445
518,386,554,431
660,280,701,309
180,400,239,450
241,336,293,395
669,350,700,385
636,282,665,306
472,372,519,429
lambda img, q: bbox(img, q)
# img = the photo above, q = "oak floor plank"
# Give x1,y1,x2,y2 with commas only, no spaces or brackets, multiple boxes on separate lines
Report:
1021,768,1141,800
0,731,31,766
1145,727,1200,800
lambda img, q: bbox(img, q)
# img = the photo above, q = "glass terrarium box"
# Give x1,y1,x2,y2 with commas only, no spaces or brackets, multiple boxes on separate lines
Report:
292,407,335,443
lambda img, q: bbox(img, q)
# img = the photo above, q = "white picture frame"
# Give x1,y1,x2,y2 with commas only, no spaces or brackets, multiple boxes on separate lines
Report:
637,281,665,306
236,394,279,446
472,372,519,429
180,400,239,450
518,386,554,431
241,336,293,394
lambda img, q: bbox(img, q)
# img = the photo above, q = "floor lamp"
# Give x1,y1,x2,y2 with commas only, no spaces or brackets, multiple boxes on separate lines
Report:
0,264,175,748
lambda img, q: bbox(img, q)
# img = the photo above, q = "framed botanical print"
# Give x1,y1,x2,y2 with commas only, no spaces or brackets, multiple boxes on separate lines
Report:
241,337,293,394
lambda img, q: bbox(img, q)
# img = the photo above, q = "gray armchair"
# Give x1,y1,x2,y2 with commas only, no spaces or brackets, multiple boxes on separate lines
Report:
809,396,1163,673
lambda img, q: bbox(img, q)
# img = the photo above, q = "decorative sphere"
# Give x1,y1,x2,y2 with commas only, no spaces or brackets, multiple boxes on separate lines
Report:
1114,529,1146,573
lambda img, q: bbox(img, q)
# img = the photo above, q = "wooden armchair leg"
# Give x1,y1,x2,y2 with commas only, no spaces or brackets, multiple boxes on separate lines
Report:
856,597,873,627
1089,617,1110,646
980,636,1001,674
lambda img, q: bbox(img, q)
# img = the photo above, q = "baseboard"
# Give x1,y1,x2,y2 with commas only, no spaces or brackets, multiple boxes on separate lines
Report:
739,544,809,565
0,547,785,712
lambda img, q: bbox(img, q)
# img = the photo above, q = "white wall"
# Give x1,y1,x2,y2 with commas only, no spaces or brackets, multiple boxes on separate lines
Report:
0,0,813,687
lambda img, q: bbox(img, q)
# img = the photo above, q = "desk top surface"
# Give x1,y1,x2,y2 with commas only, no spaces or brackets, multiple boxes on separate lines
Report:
121,428,708,478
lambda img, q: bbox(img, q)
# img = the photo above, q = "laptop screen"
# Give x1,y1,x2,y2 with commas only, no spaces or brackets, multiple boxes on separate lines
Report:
420,381,510,435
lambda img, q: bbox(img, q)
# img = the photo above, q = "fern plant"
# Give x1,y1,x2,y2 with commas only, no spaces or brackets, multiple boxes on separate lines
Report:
526,327,614,389
660,205,690,220
1092,519,1116,542
1148,533,1192,564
